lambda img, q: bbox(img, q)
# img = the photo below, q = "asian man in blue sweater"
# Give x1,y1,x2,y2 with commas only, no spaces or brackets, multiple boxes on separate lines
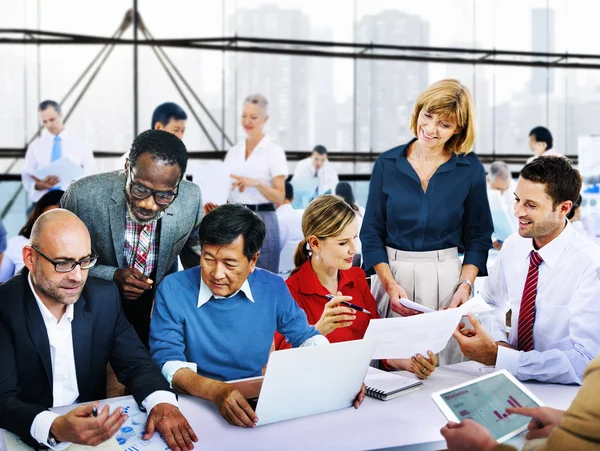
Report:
149,204,335,429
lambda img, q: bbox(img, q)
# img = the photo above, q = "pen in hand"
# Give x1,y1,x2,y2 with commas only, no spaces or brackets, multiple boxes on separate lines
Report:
325,294,372,315
91,405,98,417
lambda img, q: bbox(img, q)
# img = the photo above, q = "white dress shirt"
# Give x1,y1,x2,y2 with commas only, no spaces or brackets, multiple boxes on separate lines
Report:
22,129,96,202
482,221,600,384
0,235,28,282
27,275,176,449
161,276,328,386
276,203,304,252
224,135,288,205
292,157,339,196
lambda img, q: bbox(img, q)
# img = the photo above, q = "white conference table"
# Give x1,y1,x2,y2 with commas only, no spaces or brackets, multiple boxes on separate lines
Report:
0,362,579,451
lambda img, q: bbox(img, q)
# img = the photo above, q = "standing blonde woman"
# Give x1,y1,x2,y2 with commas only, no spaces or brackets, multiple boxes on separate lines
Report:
222,94,288,273
360,79,493,364
274,195,438,379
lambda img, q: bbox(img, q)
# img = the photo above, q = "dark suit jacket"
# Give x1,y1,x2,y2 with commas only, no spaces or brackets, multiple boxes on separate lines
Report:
0,272,173,447
60,170,203,284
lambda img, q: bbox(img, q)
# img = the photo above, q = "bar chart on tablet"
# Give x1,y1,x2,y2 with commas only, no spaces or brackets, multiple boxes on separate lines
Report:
441,375,538,440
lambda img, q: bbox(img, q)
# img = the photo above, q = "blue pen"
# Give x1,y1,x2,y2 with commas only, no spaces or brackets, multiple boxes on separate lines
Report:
324,294,372,315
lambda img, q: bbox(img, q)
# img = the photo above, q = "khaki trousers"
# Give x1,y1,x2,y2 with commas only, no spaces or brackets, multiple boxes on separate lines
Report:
371,246,463,365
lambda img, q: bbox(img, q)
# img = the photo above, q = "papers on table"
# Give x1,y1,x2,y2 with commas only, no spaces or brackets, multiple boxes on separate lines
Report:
364,308,463,359
107,401,168,451
31,157,84,183
4,431,119,451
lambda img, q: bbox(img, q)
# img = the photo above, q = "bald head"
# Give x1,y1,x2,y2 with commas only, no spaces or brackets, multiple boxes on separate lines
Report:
30,209,90,247
24,208,94,312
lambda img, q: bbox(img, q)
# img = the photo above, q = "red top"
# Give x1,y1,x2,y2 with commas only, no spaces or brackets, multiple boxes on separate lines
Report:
274,260,379,350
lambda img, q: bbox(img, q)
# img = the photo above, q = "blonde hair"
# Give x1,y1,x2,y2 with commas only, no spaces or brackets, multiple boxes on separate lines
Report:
243,93,269,116
290,195,357,276
409,79,476,155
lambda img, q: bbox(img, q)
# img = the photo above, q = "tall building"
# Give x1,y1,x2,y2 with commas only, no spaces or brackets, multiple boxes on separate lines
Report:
531,8,555,95
227,5,311,150
355,10,429,152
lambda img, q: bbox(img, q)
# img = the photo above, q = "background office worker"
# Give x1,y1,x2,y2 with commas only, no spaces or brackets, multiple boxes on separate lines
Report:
62,130,203,346
0,210,196,451
219,94,288,273
292,144,339,196
22,100,96,207
360,79,493,365
275,195,438,379
527,126,561,163
117,102,188,169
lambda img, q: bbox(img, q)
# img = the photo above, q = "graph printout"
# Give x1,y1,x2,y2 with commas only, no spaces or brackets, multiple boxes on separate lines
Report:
440,374,539,440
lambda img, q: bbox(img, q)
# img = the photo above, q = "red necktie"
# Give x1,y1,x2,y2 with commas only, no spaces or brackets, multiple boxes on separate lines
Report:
517,251,543,352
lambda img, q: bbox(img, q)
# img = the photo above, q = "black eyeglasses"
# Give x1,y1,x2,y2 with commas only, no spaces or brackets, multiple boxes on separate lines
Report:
31,245,98,273
128,166,179,206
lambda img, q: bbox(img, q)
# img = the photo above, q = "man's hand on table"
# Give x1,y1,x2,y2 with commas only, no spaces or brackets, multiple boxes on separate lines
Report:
50,402,127,446
144,403,198,451
441,419,498,451
214,384,258,428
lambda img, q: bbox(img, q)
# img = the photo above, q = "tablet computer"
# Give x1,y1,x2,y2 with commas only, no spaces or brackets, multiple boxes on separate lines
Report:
431,369,545,444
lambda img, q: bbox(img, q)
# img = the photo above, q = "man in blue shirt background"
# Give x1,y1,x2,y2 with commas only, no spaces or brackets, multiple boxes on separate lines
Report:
0,218,7,268
149,204,326,428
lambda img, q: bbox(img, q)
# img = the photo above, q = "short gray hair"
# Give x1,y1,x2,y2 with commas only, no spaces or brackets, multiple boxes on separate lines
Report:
489,161,511,181
243,94,268,116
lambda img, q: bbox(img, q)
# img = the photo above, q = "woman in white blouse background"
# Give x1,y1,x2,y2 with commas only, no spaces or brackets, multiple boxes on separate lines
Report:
219,94,288,273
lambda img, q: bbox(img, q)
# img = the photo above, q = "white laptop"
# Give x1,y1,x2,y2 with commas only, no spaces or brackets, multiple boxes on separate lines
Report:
431,369,545,446
229,338,377,426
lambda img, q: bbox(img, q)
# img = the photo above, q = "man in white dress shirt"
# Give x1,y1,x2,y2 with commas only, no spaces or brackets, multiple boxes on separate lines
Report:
21,100,96,205
487,161,518,250
0,209,197,450
455,156,600,385
276,182,304,252
292,145,339,196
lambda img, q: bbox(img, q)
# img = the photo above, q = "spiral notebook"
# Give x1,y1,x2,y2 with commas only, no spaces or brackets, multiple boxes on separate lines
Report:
365,367,423,401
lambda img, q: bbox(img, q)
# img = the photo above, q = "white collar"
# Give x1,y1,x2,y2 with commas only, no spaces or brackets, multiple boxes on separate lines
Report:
527,220,573,269
28,273,75,324
197,275,255,308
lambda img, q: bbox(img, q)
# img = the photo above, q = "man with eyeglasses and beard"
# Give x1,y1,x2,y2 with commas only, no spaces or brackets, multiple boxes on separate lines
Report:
0,209,198,451
61,130,203,347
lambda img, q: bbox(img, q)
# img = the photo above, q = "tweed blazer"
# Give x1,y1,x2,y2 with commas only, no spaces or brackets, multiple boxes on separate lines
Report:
61,170,203,284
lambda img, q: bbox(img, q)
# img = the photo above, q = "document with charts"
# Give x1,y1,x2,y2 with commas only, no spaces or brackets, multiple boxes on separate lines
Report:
107,401,169,451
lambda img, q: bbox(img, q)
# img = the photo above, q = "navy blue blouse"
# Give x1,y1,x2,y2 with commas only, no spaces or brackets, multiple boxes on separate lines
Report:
360,140,493,276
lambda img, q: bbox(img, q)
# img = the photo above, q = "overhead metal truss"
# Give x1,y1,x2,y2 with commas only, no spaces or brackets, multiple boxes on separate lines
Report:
3,28,600,69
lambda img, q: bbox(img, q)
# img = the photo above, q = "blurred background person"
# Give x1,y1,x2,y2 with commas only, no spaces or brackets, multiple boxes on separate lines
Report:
0,190,64,282
487,161,517,250
335,181,364,260
117,102,188,169
21,100,95,211
292,144,339,196
569,194,597,241
275,195,437,379
276,182,303,250
0,219,6,269
360,79,493,365
527,126,561,163
222,94,288,273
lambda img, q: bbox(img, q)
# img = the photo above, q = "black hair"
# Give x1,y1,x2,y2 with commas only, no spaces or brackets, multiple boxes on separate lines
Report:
529,126,553,150
313,145,327,155
285,181,294,202
567,194,583,220
520,156,581,209
19,190,65,239
199,204,266,261
151,102,187,129
335,182,359,212
39,100,61,114
128,130,188,179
